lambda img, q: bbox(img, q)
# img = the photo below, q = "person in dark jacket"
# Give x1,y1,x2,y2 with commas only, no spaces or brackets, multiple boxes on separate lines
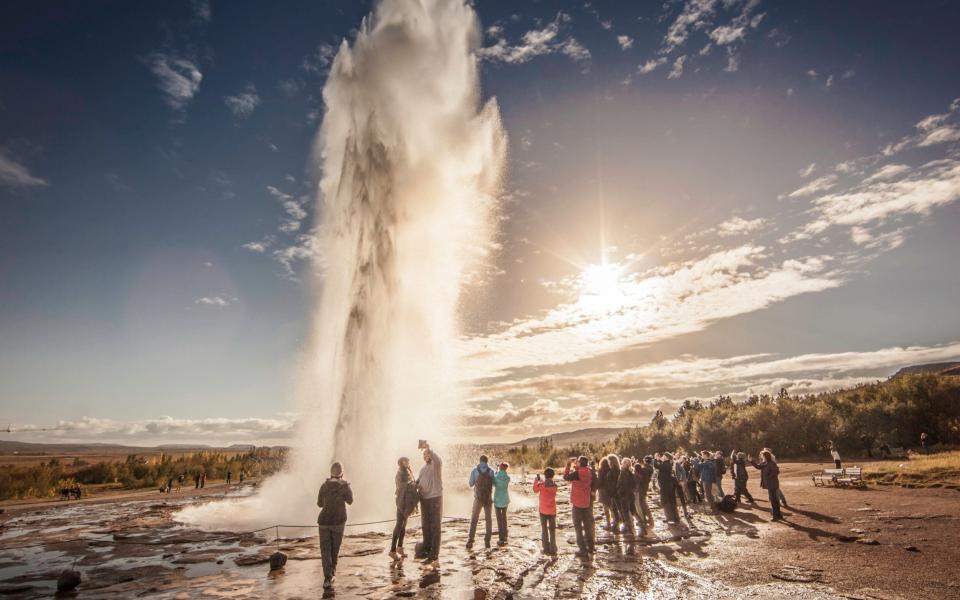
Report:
467,455,495,549
730,451,754,504
390,457,414,561
749,450,782,521
597,458,613,530
633,456,654,530
616,458,637,536
317,462,354,589
653,453,680,523
604,455,622,531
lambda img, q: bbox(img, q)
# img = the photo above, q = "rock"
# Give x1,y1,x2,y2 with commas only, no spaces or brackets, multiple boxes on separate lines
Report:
235,553,270,566
269,551,287,571
57,569,82,592
856,538,880,545
904,545,920,552
474,588,488,600
771,565,823,583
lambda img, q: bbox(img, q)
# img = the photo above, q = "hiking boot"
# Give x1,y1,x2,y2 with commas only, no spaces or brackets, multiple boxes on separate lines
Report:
465,541,474,550
388,551,400,562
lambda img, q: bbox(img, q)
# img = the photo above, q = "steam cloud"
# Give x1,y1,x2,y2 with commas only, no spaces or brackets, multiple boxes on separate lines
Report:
178,0,505,528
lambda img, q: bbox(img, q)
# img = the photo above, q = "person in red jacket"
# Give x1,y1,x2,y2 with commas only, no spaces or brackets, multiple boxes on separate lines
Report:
533,468,558,554
563,456,595,557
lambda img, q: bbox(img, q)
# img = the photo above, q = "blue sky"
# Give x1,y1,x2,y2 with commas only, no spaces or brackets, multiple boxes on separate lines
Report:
2,0,959,443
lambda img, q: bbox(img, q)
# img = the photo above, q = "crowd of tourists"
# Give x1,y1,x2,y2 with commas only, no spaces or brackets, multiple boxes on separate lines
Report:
314,441,785,590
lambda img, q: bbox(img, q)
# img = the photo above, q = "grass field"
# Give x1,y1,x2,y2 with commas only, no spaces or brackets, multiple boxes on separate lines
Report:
863,450,960,489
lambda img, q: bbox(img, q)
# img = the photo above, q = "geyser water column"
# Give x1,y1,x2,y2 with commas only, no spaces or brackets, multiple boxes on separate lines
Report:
177,0,505,529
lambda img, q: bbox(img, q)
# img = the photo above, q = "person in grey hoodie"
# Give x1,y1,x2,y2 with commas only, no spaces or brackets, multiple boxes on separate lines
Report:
317,462,353,589
467,455,495,549
417,442,443,568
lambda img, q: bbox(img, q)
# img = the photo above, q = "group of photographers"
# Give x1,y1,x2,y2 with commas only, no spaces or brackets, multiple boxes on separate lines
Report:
316,441,782,590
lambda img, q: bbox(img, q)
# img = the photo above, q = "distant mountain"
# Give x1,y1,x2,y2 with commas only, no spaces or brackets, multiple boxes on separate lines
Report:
490,427,628,449
892,362,960,378
0,441,260,455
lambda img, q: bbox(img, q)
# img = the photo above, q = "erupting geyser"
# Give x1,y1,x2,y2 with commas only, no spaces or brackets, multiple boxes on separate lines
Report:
177,0,505,528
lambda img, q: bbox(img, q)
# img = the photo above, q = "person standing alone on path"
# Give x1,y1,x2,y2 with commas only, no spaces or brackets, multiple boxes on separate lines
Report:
533,468,558,554
467,455,495,549
563,456,595,557
493,462,511,546
317,462,353,590
830,443,842,469
416,441,443,569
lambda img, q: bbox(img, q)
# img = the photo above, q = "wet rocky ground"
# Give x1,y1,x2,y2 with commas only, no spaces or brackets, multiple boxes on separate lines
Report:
1,468,953,599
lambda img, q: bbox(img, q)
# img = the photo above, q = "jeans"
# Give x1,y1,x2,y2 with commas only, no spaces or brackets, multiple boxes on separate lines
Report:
635,491,653,526
714,478,725,497
675,480,689,516
571,506,595,552
702,480,716,510
768,488,783,519
539,513,556,553
495,506,508,543
391,509,407,552
420,496,442,560
468,498,492,546
776,488,787,506
318,525,344,581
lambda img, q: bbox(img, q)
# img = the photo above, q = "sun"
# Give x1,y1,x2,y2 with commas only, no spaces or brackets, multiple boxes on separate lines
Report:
578,261,627,310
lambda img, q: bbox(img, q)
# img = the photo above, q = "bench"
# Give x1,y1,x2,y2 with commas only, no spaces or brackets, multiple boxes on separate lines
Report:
812,468,843,486
835,466,865,488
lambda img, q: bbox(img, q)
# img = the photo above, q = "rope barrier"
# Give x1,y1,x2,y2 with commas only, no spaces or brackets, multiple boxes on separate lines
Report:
0,514,475,553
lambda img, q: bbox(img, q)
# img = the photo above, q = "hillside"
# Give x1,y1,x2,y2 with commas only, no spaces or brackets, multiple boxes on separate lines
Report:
492,427,627,449
892,361,960,378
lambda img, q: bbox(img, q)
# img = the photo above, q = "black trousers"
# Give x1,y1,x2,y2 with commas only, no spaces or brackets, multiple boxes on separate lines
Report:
734,479,753,503
539,513,556,553
318,525,344,581
391,509,407,552
420,496,442,561
617,496,635,535
571,506,595,552
495,506,508,542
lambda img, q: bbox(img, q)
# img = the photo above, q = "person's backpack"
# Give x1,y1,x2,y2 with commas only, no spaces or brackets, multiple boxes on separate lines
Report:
401,481,420,517
718,494,736,513
475,468,494,500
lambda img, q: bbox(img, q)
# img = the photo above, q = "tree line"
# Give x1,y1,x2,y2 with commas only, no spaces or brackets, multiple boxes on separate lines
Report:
0,447,287,501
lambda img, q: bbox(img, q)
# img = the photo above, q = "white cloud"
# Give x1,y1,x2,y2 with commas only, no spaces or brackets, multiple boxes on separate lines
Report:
798,162,816,178
637,57,667,74
0,149,47,187
617,35,634,50
480,13,591,67
668,55,687,79
787,174,838,198
801,157,960,237
862,163,910,184
460,245,843,380
663,0,719,54
224,84,260,119
242,239,271,253
302,43,338,74
194,296,233,308
149,54,202,110
883,98,960,155
716,216,766,236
